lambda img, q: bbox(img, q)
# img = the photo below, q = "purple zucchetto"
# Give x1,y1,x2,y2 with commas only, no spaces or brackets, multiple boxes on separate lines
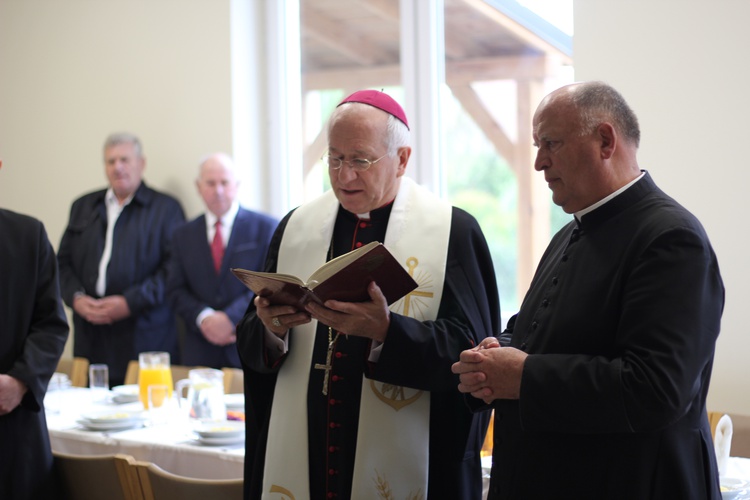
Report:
337,90,409,130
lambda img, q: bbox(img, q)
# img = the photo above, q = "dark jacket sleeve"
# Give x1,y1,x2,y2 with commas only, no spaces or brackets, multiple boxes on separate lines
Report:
4,216,69,410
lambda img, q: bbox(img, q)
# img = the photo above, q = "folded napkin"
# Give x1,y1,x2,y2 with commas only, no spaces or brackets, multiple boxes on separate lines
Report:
714,413,733,476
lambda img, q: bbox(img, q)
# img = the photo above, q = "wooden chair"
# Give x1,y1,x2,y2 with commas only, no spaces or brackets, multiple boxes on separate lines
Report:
54,451,143,500
222,367,244,394
170,365,195,386
124,360,140,385
55,356,90,387
133,461,243,500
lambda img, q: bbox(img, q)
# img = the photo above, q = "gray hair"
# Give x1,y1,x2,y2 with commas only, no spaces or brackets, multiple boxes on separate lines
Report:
570,82,641,148
197,152,240,180
328,102,411,157
103,132,143,158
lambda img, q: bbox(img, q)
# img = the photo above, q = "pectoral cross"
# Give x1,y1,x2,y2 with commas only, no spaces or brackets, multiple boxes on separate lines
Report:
314,327,340,396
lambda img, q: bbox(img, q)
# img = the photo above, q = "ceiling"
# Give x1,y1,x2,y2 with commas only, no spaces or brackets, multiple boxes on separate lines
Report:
300,0,572,90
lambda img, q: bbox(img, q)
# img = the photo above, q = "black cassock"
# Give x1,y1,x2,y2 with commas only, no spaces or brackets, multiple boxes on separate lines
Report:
238,202,500,500
0,210,68,500
488,173,725,500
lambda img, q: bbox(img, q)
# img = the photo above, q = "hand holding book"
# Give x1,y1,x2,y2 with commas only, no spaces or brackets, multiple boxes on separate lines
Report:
231,242,418,309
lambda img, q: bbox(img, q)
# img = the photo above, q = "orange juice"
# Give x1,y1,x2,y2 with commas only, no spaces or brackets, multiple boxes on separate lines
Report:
138,366,173,409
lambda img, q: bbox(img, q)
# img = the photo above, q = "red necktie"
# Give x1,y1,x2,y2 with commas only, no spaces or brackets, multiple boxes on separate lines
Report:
211,220,224,273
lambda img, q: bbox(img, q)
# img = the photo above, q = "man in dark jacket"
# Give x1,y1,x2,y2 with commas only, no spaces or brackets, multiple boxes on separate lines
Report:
0,158,69,499
58,133,185,386
453,81,724,499
167,153,277,368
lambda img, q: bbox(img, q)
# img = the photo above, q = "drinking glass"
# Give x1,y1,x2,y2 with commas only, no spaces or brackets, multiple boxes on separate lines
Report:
148,384,170,426
89,363,109,403
138,352,173,409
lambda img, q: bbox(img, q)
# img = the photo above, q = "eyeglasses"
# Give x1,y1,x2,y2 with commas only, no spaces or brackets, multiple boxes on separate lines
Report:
322,153,388,172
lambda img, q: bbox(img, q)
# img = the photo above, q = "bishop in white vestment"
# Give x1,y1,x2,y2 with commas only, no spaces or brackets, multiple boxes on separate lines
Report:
237,90,500,500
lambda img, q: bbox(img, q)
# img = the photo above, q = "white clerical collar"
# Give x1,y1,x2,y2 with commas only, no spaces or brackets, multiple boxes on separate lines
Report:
575,172,645,221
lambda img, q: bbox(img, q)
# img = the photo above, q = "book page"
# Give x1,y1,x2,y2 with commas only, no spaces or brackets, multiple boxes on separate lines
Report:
231,268,305,287
306,241,379,287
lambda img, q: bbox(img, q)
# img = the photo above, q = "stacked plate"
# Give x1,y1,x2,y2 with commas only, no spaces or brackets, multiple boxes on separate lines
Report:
77,410,145,431
193,420,245,446
111,384,140,404
721,477,750,500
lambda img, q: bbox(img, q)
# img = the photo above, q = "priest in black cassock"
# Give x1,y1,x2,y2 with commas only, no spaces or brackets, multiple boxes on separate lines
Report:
453,81,725,499
0,160,69,500
237,90,500,499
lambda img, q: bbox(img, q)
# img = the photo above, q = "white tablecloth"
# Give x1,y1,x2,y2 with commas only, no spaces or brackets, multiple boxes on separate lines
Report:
45,388,244,480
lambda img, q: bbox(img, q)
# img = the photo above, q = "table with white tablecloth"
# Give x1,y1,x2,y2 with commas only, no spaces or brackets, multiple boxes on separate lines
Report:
45,387,244,480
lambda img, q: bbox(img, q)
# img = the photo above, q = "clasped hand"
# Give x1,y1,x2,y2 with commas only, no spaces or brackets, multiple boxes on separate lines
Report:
255,281,391,342
73,294,131,325
451,337,528,404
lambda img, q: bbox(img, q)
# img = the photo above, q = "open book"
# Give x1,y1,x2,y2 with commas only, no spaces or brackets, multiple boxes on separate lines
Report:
231,241,418,309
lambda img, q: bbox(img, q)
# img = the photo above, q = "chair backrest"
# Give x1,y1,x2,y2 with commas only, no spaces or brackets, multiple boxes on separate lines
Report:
54,451,143,500
170,365,197,388
222,367,244,394
133,461,243,500
124,360,140,385
56,356,90,387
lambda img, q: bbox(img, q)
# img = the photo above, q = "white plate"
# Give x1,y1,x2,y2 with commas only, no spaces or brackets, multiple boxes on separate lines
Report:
111,385,140,403
77,418,144,432
194,420,245,439
722,477,750,500
224,394,245,410
196,434,245,446
81,410,142,424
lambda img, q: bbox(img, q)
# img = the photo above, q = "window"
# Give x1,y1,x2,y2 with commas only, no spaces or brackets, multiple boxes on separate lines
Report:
296,0,573,313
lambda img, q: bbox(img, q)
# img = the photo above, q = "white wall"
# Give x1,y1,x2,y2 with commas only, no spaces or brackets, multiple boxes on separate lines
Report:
0,0,234,240
575,0,750,414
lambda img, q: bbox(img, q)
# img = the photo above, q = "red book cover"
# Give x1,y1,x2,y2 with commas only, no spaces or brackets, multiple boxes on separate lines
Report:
231,242,418,309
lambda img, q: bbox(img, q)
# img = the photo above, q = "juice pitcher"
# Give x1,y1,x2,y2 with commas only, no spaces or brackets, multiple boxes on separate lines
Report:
175,368,226,420
137,351,173,409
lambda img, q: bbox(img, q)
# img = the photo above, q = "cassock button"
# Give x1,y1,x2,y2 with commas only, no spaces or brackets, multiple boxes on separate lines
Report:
328,446,337,453
542,299,550,307
331,375,340,382
532,321,538,330
335,352,344,359
359,221,367,228
327,493,336,499
329,468,337,475
329,399,337,406
552,277,559,285
561,254,568,262
355,241,363,248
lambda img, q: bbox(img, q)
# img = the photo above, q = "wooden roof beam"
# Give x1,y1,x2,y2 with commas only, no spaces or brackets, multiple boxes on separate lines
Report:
303,54,554,90
449,84,517,169
460,0,573,65
303,8,388,66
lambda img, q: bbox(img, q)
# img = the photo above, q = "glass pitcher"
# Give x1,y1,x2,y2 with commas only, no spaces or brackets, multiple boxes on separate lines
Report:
137,352,173,409
175,368,226,421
